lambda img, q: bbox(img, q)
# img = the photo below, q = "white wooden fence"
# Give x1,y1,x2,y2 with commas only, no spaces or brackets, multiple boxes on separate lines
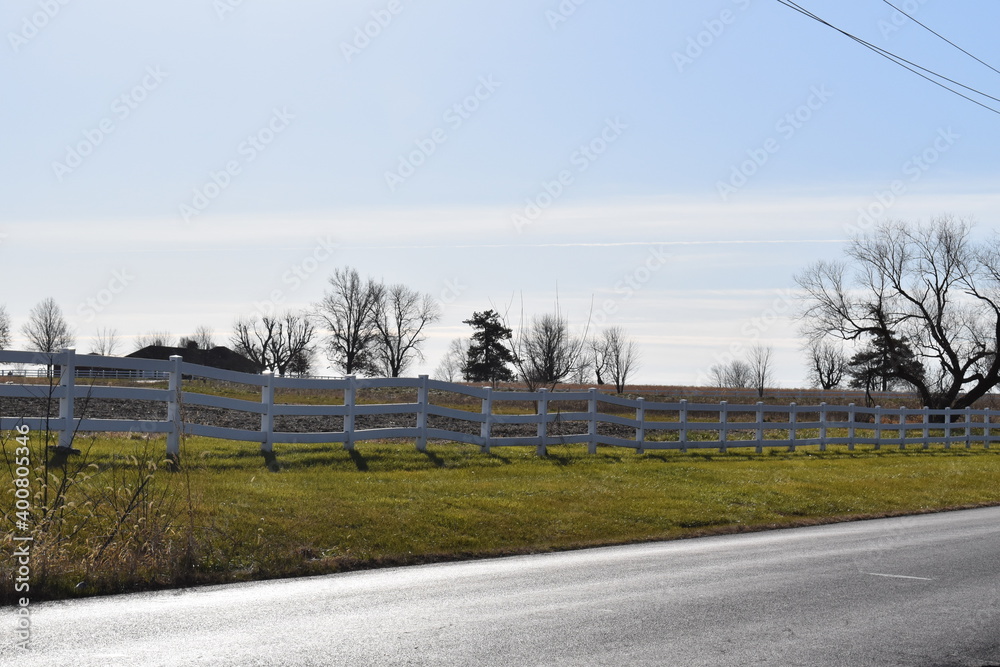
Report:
1,349,996,458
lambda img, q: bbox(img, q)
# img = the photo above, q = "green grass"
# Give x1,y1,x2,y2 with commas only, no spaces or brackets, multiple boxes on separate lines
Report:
3,433,1000,603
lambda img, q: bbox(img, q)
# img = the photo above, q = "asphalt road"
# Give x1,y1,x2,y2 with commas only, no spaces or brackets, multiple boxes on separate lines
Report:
5,507,1000,666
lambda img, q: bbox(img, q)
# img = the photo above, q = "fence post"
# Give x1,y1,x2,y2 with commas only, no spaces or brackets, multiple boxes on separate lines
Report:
986,410,992,450
848,403,856,452
57,348,76,450
167,354,183,461
756,401,764,454
261,371,274,453
719,401,727,454
944,407,952,449
344,375,356,451
788,402,797,453
922,408,930,449
636,397,645,455
679,399,688,453
897,409,905,451
819,402,827,452
588,388,598,455
536,388,548,456
480,387,493,454
416,375,428,452
965,407,972,449
874,406,882,451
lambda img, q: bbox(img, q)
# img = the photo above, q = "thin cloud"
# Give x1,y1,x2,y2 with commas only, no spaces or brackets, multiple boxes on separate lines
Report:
344,239,847,250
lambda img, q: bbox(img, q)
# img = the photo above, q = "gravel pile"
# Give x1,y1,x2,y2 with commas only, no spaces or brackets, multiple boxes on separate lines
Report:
0,397,637,441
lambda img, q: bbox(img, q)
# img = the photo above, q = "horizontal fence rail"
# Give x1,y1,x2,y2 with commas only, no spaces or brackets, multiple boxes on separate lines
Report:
1,349,997,459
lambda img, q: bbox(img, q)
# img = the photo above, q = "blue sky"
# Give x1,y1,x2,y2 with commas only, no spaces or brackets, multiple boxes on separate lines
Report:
2,0,999,385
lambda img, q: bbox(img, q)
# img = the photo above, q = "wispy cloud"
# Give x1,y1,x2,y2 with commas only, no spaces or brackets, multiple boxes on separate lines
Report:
343,239,847,250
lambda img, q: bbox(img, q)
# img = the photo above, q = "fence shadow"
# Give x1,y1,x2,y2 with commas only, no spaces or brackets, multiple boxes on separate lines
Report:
348,449,369,472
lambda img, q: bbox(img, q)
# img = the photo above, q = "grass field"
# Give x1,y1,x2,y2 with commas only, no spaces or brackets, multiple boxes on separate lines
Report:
3,429,1000,604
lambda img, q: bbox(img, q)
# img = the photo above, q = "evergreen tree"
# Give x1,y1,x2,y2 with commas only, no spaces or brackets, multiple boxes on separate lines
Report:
462,310,516,386
847,333,924,404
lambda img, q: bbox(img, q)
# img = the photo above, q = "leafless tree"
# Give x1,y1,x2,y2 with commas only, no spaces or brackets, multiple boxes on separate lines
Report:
796,216,1000,409
511,311,587,390
231,311,315,377
179,326,214,350
805,340,847,390
588,336,610,385
434,338,468,382
602,326,640,394
134,331,173,350
709,359,753,388
570,356,591,385
21,297,74,353
0,304,10,350
315,267,384,376
90,327,122,356
373,284,440,377
747,343,774,398
193,325,215,349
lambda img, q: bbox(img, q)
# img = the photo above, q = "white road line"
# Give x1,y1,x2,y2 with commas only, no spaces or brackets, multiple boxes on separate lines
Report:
863,572,935,581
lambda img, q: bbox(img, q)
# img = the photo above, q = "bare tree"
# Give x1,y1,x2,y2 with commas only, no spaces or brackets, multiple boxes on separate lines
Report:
373,284,441,377
570,356,591,385
511,311,587,390
709,359,753,388
134,331,173,350
315,267,383,376
0,304,10,350
805,340,847,390
434,338,468,382
90,327,121,356
747,343,774,398
192,325,215,349
796,216,1000,409
602,326,640,394
588,336,610,386
231,311,315,376
21,298,74,353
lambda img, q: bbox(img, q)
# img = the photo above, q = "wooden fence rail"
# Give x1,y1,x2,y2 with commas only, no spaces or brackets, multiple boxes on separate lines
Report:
1,349,997,459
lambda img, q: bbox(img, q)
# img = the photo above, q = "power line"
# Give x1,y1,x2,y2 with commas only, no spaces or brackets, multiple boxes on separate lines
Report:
880,0,1000,78
775,0,1000,116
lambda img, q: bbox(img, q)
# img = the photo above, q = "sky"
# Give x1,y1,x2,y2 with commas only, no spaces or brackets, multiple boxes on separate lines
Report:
2,0,999,386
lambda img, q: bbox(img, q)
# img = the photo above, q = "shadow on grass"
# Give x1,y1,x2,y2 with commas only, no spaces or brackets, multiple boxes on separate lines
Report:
421,449,446,468
349,449,369,472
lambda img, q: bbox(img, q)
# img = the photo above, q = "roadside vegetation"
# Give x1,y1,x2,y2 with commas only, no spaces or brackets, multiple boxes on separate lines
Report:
3,428,999,604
